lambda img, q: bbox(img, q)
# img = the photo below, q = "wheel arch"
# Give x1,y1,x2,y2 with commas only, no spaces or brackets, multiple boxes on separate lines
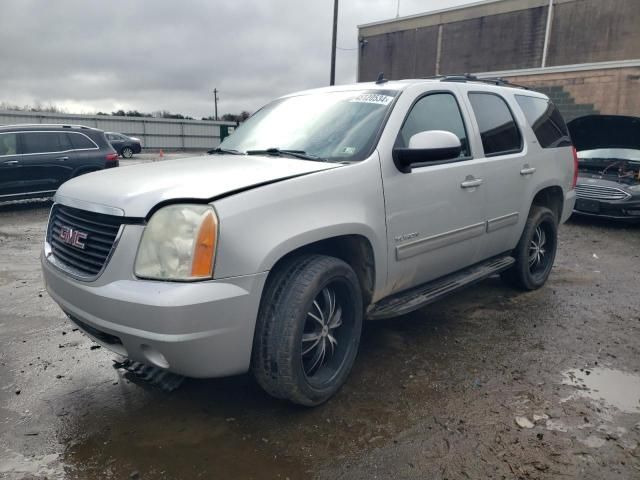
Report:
530,184,564,222
263,233,377,308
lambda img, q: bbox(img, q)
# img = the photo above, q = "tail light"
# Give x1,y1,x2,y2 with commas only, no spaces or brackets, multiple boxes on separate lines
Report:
106,152,118,162
571,147,579,189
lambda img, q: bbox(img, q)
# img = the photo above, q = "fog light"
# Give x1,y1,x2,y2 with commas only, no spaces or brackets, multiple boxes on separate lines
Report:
625,209,640,216
140,344,169,369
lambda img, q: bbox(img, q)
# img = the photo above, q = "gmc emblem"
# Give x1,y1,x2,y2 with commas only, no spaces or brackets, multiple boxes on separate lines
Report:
59,226,88,249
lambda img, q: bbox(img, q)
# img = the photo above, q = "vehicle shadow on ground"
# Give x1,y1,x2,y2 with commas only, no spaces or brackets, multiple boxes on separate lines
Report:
0,199,52,213
568,213,640,230
58,276,531,479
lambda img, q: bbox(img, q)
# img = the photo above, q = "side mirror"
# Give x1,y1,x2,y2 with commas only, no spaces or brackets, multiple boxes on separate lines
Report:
393,130,462,173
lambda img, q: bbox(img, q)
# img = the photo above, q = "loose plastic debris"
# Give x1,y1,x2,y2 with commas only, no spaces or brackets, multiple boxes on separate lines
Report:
113,359,184,392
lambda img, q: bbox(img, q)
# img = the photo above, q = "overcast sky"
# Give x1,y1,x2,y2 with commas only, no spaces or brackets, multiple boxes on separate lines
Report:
0,0,475,118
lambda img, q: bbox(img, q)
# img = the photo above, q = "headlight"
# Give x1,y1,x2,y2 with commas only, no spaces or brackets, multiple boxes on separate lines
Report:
628,184,640,192
134,204,218,281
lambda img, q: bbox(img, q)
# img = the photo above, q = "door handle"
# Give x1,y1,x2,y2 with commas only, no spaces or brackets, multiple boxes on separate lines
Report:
520,166,536,175
56,156,69,162
3,160,19,165
460,178,483,188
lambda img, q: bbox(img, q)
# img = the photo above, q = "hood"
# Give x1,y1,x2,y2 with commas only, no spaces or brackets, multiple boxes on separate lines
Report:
56,154,341,217
568,115,640,152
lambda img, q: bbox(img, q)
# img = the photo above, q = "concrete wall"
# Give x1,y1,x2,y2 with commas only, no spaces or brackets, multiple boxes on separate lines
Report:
0,110,236,150
358,0,640,81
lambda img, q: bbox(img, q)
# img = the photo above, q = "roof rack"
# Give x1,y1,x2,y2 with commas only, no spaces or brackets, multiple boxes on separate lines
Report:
438,73,529,90
2,123,94,129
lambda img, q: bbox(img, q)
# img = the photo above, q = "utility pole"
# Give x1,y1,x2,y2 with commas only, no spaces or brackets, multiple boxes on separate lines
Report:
396,0,401,18
330,0,338,86
213,88,219,121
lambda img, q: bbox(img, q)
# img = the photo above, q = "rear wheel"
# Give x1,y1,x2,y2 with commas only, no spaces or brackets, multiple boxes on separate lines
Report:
121,147,134,158
252,255,363,406
501,205,558,290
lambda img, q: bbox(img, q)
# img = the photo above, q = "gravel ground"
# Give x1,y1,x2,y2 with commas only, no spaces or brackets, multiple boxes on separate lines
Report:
0,199,639,479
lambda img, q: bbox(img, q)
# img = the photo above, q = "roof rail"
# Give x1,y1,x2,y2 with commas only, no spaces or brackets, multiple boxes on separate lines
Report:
1,123,94,129
439,73,529,90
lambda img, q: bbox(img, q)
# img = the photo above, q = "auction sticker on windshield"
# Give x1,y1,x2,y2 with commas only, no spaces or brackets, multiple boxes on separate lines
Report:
349,93,394,105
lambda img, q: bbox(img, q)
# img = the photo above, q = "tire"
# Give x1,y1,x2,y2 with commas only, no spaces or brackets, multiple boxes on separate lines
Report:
501,205,558,290
121,147,134,159
252,254,363,406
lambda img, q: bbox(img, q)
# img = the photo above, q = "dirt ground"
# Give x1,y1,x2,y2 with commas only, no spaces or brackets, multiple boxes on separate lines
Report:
1,200,639,479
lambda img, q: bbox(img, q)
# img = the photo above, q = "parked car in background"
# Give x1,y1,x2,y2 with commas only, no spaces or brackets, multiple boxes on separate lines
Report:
106,132,142,158
568,115,640,221
0,124,118,202
42,77,576,406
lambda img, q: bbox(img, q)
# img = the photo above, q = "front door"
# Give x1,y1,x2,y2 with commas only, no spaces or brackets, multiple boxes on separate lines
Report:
382,89,487,294
0,132,22,197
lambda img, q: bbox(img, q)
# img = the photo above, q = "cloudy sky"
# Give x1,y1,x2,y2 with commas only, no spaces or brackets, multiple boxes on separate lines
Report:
0,0,475,118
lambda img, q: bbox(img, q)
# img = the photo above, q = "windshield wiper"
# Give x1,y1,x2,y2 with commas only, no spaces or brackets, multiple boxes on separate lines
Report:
246,148,326,162
207,147,244,155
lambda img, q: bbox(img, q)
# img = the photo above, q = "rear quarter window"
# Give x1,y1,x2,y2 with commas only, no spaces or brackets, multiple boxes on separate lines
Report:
515,95,571,148
69,132,98,150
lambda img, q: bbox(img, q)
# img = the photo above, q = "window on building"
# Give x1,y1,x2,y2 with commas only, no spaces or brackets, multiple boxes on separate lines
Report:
397,92,470,157
468,93,522,156
515,95,571,148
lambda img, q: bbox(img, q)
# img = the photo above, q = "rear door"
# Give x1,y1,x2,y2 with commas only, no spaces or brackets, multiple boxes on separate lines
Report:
461,91,529,260
382,87,487,293
0,132,22,197
16,131,75,193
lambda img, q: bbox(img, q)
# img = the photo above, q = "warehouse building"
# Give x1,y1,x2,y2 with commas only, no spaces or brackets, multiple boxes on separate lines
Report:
357,0,640,121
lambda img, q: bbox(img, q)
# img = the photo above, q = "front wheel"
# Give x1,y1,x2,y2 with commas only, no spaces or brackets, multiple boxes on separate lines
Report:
501,205,558,290
121,147,134,158
252,255,363,406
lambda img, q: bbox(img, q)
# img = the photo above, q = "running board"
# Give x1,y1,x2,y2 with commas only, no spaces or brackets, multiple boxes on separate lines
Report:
367,255,515,320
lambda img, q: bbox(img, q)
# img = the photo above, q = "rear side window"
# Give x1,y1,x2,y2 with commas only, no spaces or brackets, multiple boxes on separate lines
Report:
468,93,522,156
69,132,97,150
515,95,571,148
0,133,18,156
20,132,70,154
397,92,471,157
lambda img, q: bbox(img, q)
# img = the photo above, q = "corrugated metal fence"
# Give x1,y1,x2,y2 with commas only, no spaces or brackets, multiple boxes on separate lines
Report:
0,110,237,150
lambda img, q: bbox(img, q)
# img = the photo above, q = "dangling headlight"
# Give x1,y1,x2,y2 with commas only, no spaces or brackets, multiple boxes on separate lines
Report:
134,204,218,281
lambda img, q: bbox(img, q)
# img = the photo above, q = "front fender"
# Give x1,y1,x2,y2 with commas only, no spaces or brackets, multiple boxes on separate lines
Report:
212,156,388,297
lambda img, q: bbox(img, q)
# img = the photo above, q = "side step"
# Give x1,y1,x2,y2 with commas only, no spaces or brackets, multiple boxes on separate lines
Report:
367,255,515,320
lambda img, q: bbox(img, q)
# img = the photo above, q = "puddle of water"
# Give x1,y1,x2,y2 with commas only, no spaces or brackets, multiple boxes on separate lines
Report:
562,367,640,413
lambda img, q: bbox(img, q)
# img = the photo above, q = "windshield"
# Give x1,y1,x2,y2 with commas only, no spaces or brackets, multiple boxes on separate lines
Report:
218,89,399,162
578,148,640,162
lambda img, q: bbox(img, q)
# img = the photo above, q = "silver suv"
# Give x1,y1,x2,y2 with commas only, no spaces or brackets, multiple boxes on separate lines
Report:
42,77,577,405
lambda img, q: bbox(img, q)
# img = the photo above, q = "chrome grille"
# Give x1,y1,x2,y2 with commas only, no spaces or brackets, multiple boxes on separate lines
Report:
47,204,122,277
575,184,630,201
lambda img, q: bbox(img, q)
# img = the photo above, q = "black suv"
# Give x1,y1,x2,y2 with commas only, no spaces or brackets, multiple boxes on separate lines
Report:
0,124,118,202
106,132,142,158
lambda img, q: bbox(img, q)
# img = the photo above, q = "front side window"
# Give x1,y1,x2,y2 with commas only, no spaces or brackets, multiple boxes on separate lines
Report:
396,92,470,157
468,93,522,156
219,89,399,162
0,133,18,156
515,95,571,148
19,132,70,154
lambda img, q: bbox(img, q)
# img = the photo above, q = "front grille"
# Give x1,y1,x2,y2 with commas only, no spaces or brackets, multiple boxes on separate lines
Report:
575,184,630,201
47,204,123,277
